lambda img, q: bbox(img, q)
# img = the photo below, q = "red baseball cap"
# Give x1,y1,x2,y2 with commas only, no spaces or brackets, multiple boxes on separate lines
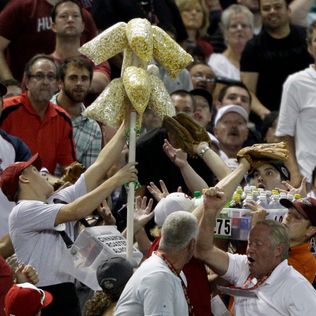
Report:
4,282,53,316
280,197,316,226
0,154,41,201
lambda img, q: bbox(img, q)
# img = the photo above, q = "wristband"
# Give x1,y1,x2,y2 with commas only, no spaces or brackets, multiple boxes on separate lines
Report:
198,146,210,158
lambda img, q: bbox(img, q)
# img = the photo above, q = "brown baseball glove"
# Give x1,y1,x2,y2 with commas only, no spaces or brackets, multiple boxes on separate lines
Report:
174,112,210,145
163,115,196,156
237,142,289,168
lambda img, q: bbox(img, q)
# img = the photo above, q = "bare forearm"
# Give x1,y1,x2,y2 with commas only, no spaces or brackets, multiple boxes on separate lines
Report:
290,0,312,26
89,71,110,94
56,176,121,225
250,92,270,120
280,135,302,184
197,208,229,275
134,229,152,255
0,234,14,258
179,163,208,193
201,147,231,180
215,159,250,202
0,51,13,81
85,123,126,191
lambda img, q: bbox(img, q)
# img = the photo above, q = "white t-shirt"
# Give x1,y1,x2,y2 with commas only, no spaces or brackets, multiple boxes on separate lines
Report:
276,65,316,182
0,134,16,235
223,253,316,316
115,253,189,316
208,53,240,80
9,174,86,287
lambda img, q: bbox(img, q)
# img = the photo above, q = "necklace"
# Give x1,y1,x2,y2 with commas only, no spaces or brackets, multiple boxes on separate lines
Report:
156,252,195,316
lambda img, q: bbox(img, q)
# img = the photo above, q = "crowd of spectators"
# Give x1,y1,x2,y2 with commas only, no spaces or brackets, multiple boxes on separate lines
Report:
0,0,316,315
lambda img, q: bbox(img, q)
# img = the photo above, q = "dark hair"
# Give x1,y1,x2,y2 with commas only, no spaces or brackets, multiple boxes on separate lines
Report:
307,20,316,45
217,81,252,104
259,0,291,9
51,0,83,22
170,89,195,110
58,57,94,81
24,54,57,78
260,111,279,141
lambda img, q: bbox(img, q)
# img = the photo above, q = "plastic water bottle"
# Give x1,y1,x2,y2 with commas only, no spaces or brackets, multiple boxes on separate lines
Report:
242,194,254,209
257,194,269,209
268,194,281,209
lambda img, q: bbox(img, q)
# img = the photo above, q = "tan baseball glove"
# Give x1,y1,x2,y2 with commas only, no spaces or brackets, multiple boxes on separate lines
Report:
237,142,289,168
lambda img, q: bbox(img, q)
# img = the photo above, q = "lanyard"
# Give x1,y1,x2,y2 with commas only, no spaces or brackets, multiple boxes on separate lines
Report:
156,252,195,316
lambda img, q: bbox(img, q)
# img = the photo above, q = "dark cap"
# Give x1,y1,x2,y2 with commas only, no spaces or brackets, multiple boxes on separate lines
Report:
96,257,133,300
0,154,41,201
0,82,7,97
190,88,213,110
248,161,290,181
280,197,316,226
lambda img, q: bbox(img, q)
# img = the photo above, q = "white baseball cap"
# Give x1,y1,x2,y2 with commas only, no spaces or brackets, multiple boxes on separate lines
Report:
154,192,195,226
214,104,249,126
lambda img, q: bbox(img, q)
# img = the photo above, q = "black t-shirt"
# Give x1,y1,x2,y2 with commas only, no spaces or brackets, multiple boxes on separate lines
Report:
136,128,215,196
91,0,188,43
240,25,312,111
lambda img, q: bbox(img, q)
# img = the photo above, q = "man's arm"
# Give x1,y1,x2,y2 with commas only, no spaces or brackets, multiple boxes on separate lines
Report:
0,36,21,97
89,71,110,95
279,135,303,186
241,72,270,120
290,0,313,27
196,187,229,275
83,121,127,192
0,234,14,258
55,162,137,225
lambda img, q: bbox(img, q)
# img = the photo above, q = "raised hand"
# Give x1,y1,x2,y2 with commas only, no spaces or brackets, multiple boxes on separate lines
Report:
242,199,268,228
203,187,226,214
147,180,182,202
97,199,116,225
134,196,154,233
278,177,307,198
163,139,188,169
113,162,138,186
15,264,39,285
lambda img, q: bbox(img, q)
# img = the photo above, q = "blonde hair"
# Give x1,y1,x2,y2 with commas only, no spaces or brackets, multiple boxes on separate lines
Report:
221,4,254,32
176,0,209,37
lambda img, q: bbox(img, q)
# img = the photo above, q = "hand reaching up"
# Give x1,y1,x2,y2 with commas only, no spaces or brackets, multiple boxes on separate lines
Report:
163,139,188,169
134,196,154,233
147,179,182,202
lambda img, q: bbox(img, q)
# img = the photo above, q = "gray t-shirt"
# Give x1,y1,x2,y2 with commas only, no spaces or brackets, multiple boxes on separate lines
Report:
9,174,86,287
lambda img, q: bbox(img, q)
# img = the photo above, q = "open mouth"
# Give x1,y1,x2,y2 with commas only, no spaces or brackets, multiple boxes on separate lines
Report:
248,257,255,265
258,183,265,189
228,131,239,137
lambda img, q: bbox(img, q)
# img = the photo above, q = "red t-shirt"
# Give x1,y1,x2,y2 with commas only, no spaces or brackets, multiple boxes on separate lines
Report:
0,256,13,316
0,0,97,81
1,92,76,173
148,237,212,316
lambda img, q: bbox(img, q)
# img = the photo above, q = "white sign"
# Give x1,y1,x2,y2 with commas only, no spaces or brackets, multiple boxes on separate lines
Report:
214,218,232,236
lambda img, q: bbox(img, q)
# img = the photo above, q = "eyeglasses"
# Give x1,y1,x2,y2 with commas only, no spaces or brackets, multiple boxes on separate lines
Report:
192,75,216,83
29,72,57,82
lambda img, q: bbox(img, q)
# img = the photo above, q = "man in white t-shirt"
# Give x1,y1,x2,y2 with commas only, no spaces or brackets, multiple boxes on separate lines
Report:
0,82,32,239
115,211,198,316
0,122,138,316
197,186,316,316
276,20,316,187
